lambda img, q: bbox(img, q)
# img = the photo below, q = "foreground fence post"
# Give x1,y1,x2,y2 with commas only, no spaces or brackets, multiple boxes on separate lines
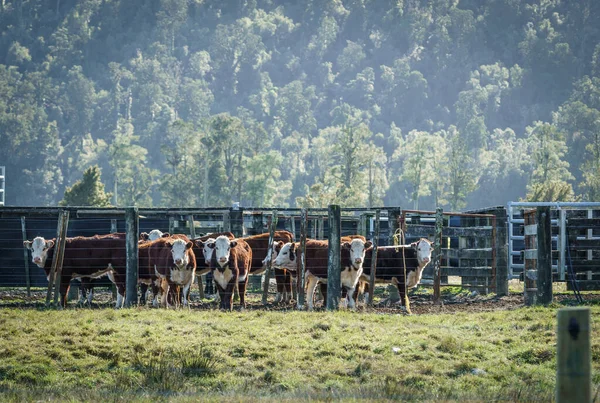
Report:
537,206,552,304
125,206,139,307
261,210,277,304
297,208,308,309
433,207,443,303
556,307,591,403
327,204,341,310
367,209,380,307
48,210,69,307
20,216,31,297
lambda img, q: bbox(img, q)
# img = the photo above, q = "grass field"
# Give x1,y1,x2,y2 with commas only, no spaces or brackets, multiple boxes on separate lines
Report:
0,287,598,402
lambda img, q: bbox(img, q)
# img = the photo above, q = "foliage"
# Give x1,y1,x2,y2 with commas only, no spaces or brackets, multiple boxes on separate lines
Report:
60,165,112,207
0,0,598,207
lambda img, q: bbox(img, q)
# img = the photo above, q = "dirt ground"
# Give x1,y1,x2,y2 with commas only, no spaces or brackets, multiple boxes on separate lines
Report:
0,284,596,314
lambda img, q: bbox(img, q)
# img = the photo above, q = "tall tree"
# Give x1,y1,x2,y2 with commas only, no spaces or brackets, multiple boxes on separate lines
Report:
60,165,112,207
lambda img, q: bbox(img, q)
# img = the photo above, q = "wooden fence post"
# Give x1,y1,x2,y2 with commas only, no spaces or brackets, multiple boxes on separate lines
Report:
537,206,553,304
110,219,118,234
230,207,244,237
47,210,69,307
297,208,308,309
327,205,341,310
523,209,537,306
388,208,401,244
188,214,204,300
556,307,591,403
261,211,277,304
433,207,443,303
125,206,139,307
368,209,380,307
20,216,30,297
494,207,509,296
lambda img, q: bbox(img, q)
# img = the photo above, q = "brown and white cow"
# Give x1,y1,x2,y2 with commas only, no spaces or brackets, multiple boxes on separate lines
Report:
273,238,372,310
145,236,196,308
24,235,127,308
200,235,252,311
139,229,170,242
264,240,295,304
359,238,433,313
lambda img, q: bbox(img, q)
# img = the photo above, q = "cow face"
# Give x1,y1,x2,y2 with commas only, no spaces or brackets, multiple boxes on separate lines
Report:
196,238,216,266
211,235,238,268
262,240,285,268
273,242,297,270
343,239,373,268
412,238,433,266
170,239,193,269
148,229,167,241
23,237,54,269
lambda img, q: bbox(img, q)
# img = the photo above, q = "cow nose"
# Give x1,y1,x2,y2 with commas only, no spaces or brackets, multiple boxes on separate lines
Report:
219,257,227,263
175,258,182,265
354,258,362,264
33,257,41,263
422,257,430,263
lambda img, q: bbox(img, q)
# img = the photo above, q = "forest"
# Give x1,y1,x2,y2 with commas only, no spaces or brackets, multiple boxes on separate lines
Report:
1,0,599,210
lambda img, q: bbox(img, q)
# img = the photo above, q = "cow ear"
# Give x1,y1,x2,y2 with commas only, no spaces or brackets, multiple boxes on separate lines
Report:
364,241,373,249
46,240,55,249
162,233,170,238
140,232,149,240
23,241,32,249
195,240,204,248
290,243,297,252
186,241,193,250
230,240,238,248
342,242,351,250
410,242,418,249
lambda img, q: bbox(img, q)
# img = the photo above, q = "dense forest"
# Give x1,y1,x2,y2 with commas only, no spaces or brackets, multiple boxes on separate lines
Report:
1,0,599,210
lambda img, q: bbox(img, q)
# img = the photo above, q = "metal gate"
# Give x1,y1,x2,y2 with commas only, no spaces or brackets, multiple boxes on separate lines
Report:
507,201,600,281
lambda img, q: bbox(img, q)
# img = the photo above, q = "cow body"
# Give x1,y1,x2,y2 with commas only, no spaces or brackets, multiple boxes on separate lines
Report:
274,238,371,310
203,235,252,311
242,231,294,304
145,236,196,308
24,235,127,308
360,238,433,312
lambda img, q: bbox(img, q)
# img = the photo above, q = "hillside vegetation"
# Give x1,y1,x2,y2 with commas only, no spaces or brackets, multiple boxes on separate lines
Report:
1,1,600,209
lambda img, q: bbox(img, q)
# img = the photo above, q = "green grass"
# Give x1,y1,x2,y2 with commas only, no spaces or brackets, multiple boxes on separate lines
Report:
0,302,597,402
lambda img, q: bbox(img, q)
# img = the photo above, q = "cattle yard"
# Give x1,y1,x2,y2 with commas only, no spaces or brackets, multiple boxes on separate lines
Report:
1,203,599,311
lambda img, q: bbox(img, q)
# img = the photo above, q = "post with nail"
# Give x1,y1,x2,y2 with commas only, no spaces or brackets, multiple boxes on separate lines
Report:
556,307,591,403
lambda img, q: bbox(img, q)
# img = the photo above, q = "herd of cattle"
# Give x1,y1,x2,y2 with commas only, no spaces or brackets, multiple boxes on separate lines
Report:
22,229,433,311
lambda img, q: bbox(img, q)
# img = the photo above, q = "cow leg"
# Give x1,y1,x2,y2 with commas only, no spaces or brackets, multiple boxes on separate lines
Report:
305,276,320,311
87,287,94,307
77,281,87,306
395,281,411,314
238,279,247,309
274,268,285,303
139,283,148,306
151,279,161,308
182,279,193,307
318,283,328,305
59,280,70,309
346,286,357,310
284,270,293,303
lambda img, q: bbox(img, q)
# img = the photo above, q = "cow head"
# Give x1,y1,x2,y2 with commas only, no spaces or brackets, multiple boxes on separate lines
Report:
169,238,193,269
411,238,433,266
262,240,285,268
210,235,238,269
23,236,54,269
343,239,373,268
195,238,216,266
148,229,168,241
273,242,297,270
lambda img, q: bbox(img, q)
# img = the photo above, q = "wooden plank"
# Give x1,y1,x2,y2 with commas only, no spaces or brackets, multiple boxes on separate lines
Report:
568,239,600,249
125,207,139,307
458,248,493,259
567,280,600,291
524,224,538,236
566,217,600,228
261,211,277,305
20,216,30,297
442,267,492,277
368,209,380,307
433,207,443,303
51,210,70,307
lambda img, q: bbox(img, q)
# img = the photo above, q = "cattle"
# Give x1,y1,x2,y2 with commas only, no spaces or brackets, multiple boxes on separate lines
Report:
24,235,127,308
144,236,196,308
359,238,433,313
264,240,295,304
139,229,170,242
241,231,294,304
200,235,252,311
273,238,372,310
192,232,235,298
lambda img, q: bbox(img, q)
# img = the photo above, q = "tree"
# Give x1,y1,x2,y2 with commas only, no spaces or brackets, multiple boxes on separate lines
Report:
524,122,575,202
444,126,478,210
60,165,112,207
